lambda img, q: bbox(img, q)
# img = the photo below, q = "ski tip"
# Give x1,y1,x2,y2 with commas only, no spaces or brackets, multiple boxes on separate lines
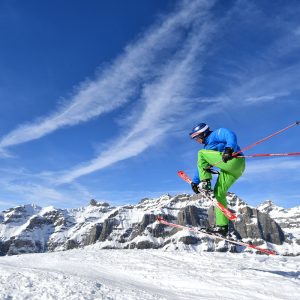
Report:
178,170,184,175
296,120,300,125
253,247,278,256
262,249,278,256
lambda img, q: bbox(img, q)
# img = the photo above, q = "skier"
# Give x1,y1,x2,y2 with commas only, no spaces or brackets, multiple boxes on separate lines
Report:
189,123,245,236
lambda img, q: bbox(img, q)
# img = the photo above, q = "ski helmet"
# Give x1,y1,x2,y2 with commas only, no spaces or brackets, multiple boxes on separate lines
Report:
189,123,210,139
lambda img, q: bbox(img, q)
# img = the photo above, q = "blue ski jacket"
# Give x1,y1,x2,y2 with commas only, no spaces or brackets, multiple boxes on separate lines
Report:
192,128,241,183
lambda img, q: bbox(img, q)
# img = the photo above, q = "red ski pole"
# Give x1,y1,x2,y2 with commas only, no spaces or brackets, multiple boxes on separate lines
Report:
212,120,300,167
237,152,300,158
234,120,300,156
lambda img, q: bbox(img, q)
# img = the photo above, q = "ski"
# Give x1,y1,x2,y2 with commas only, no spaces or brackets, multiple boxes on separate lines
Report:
157,217,277,255
178,170,237,221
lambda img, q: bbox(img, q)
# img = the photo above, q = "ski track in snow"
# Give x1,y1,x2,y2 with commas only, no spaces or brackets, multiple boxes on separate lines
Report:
0,248,299,300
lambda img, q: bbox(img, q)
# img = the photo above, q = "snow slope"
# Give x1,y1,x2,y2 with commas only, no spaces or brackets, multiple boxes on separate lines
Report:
0,247,299,300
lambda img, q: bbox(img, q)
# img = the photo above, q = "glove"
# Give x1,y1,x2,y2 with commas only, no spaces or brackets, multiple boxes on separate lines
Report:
198,179,211,191
191,182,200,194
222,147,234,163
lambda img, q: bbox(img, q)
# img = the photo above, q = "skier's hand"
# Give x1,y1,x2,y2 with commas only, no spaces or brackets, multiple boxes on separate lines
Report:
191,182,200,194
222,147,234,163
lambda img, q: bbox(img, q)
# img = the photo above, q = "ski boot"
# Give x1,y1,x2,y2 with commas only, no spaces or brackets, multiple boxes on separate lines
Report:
197,179,211,194
206,224,229,237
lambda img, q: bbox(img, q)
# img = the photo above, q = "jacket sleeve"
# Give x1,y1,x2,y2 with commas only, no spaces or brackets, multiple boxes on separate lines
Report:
215,128,238,151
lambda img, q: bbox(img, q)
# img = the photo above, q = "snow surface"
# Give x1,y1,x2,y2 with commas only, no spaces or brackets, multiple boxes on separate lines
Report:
0,247,299,300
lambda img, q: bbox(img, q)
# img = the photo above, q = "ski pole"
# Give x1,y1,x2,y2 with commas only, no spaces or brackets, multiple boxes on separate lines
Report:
234,120,300,156
236,152,300,158
211,120,300,168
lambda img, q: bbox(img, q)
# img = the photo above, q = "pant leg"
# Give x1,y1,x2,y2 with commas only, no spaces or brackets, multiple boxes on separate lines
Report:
214,171,239,226
198,149,245,179
198,149,245,226
197,150,216,181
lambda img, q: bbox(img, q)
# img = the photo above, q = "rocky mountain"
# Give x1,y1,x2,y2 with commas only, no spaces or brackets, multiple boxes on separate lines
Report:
257,200,300,254
0,193,299,256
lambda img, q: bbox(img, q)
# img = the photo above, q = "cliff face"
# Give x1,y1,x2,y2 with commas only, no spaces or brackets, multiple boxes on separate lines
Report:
0,194,298,256
257,200,300,252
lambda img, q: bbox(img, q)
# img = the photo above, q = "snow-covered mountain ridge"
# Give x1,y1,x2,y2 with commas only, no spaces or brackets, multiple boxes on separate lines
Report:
0,193,299,256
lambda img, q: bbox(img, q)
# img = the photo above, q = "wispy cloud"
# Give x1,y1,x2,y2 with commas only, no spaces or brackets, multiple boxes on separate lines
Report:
43,0,300,184
197,1,300,107
0,0,214,153
2,0,299,206
295,26,300,36
0,200,18,209
0,2,206,183
243,92,290,104
201,60,300,109
243,158,300,181
0,167,94,208
236,158,300,208
51,4,218,184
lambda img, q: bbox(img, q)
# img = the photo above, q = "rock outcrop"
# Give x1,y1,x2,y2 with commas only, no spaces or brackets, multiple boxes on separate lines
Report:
0,194,298,256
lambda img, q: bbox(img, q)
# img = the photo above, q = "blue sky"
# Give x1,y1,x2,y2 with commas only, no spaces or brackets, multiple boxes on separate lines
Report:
0,0,299,211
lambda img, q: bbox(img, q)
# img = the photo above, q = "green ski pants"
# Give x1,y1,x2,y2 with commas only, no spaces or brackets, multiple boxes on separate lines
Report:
197,150,245,226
